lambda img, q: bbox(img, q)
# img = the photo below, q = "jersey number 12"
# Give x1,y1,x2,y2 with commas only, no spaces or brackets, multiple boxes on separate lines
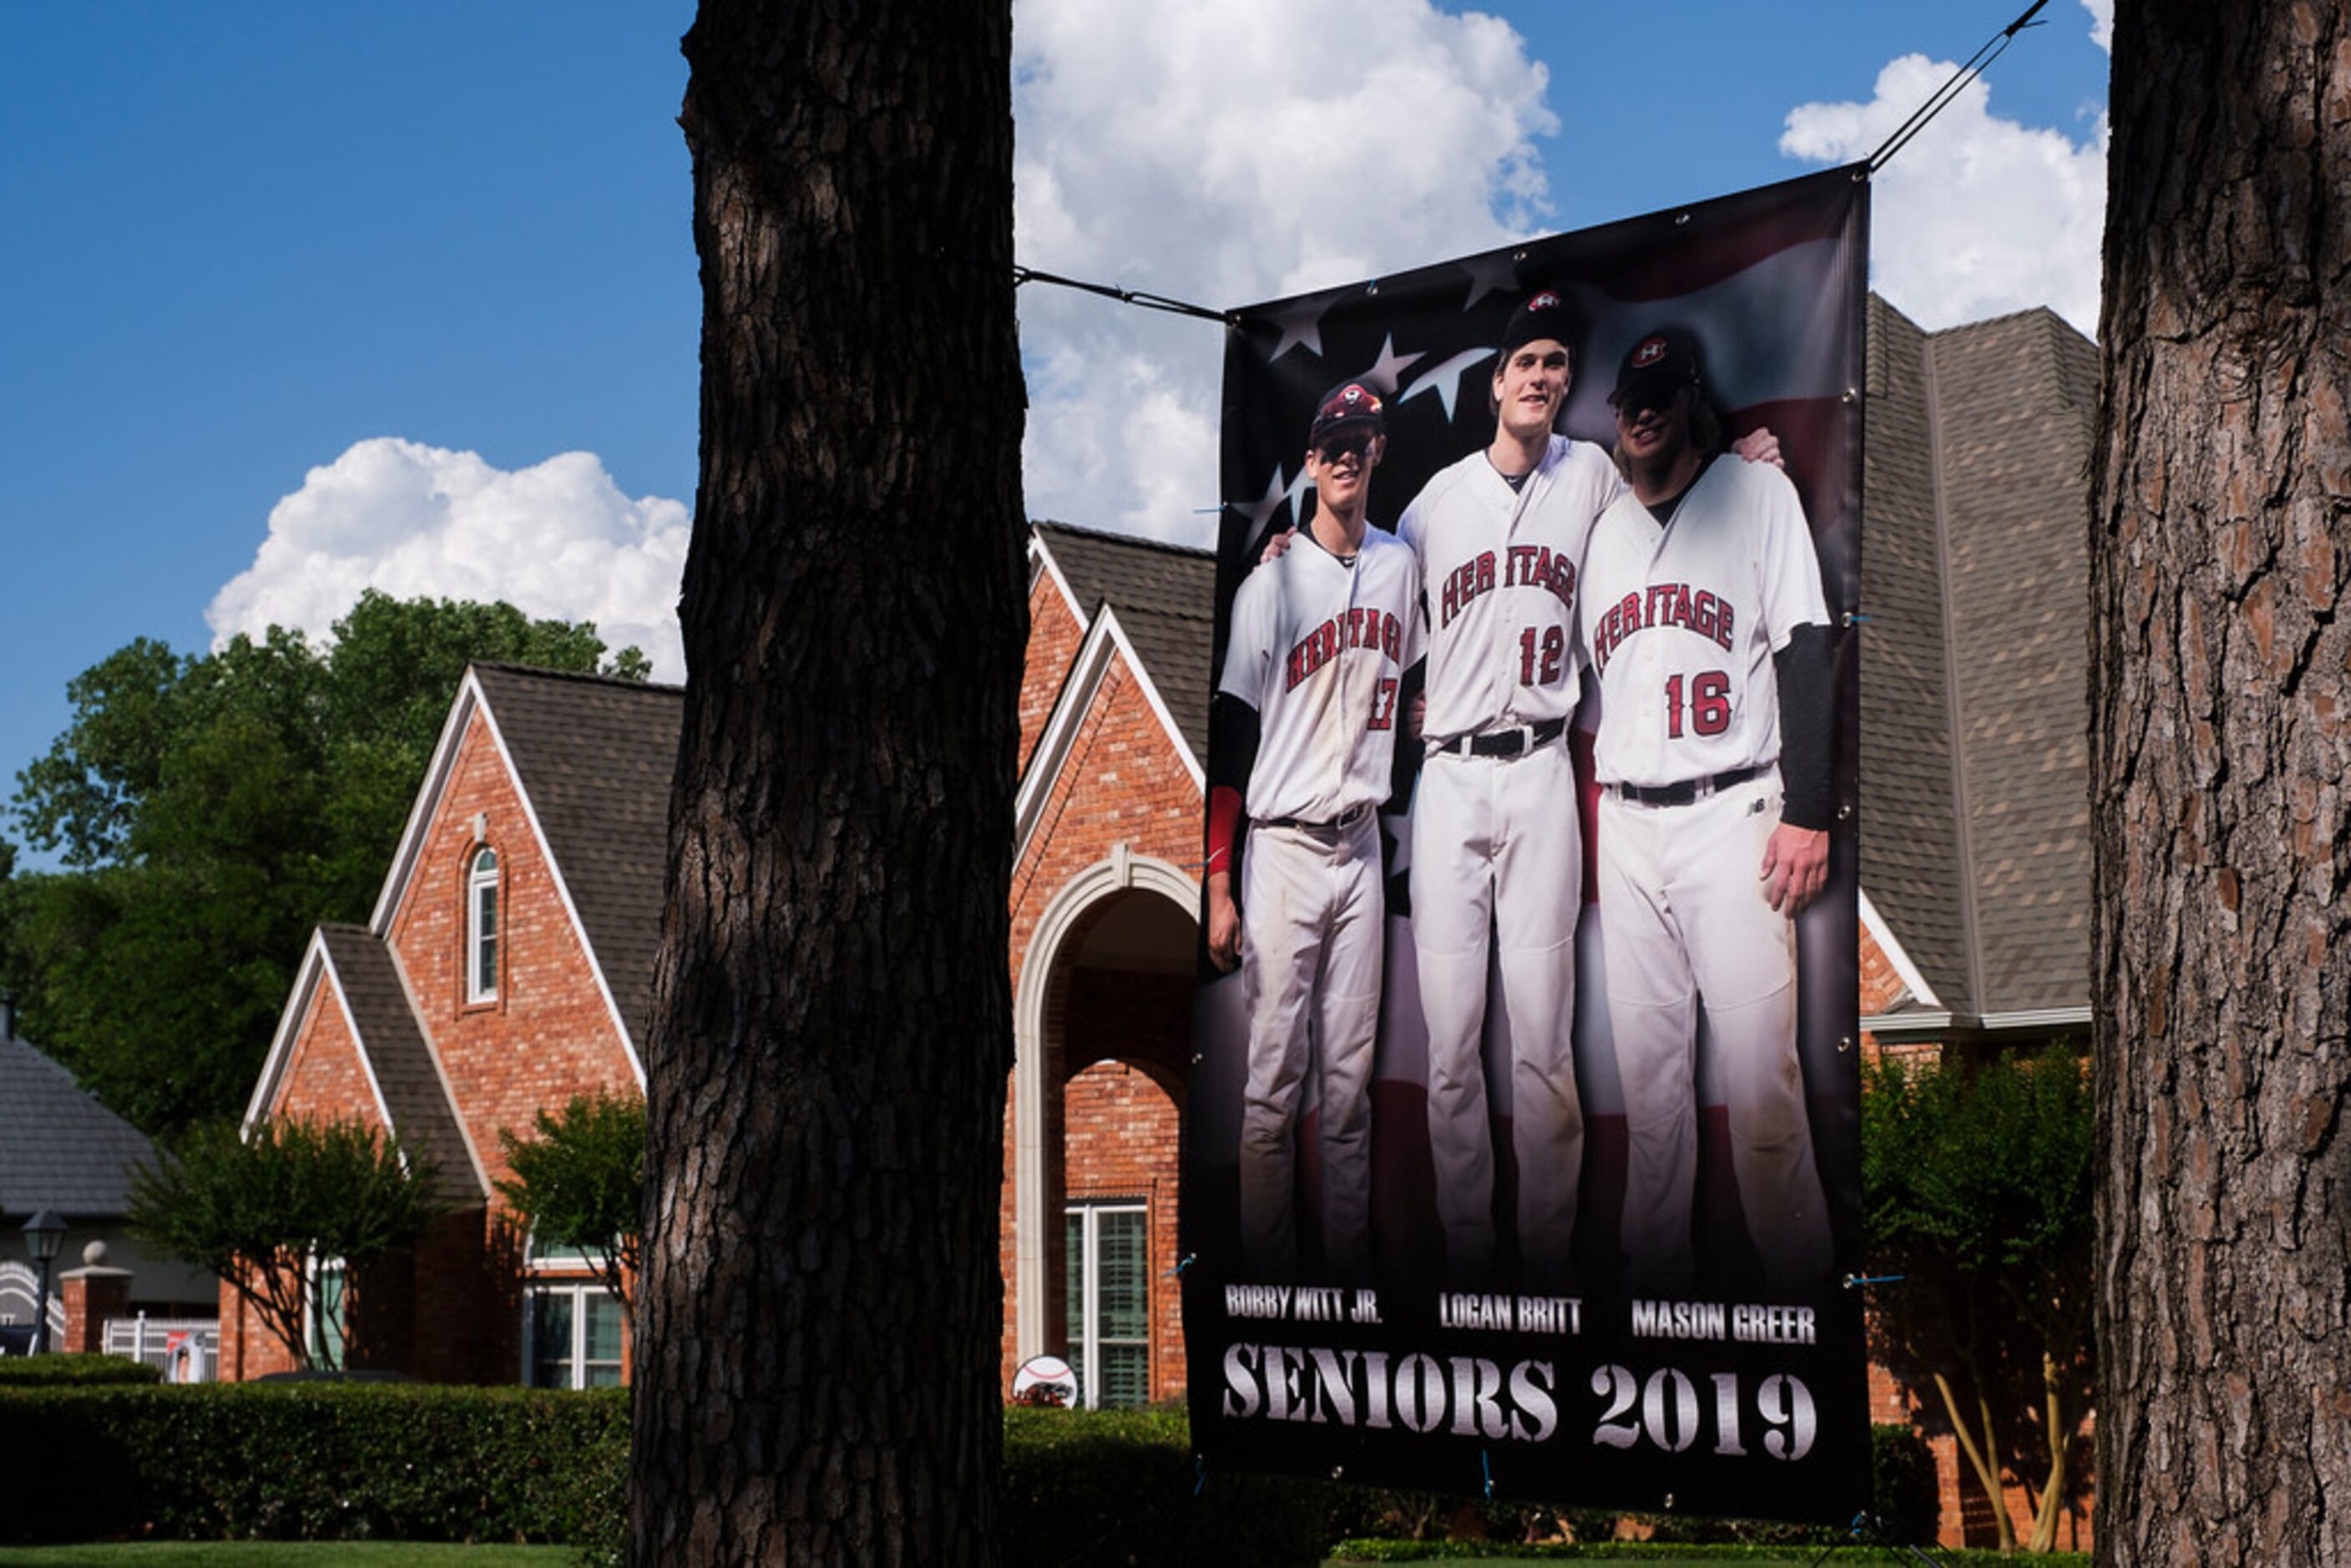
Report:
1518,625,1565,687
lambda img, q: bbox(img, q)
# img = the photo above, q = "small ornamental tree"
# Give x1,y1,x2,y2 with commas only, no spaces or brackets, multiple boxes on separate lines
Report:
495,1088,645,1308
1862,1048,2096,1554
127,1114,452,1370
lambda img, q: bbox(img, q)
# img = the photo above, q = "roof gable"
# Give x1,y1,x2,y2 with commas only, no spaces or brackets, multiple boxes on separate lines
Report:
370,665,680,1072
244,928,488,1202
1029,522,1215,757
467,665,681,1054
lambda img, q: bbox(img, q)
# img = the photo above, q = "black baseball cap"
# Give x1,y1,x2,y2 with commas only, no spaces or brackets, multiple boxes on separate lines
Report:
1610,327,1705,410
1309,380,1387,444
1500,288,1578,356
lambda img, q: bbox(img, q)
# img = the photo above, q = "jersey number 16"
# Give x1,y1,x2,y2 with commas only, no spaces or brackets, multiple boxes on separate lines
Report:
1665,670,1731,738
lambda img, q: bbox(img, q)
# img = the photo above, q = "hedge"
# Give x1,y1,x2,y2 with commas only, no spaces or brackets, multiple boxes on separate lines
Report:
1003,1406,1329,1565
0,1387,1934,1564
0,1383,624,1545
0,1353,163,1388
0,1392,1326,1560
1327,1423,1941,1551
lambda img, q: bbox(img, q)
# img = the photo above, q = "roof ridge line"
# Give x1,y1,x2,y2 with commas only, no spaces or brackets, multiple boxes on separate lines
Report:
1030,518,1216,559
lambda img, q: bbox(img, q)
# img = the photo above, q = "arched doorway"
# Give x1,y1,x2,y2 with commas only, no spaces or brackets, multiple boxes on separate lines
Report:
1012,851,1196,1405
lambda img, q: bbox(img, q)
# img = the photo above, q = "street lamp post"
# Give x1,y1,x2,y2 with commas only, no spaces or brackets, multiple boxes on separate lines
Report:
22,1211,67,1357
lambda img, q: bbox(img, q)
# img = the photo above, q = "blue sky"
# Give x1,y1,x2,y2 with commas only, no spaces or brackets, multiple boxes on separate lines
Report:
0,2,2110,867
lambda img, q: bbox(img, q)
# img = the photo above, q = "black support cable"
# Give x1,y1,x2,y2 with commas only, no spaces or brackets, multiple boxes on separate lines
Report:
1001,3,2055,320
1012,264,1233,325
1868,1,2050,172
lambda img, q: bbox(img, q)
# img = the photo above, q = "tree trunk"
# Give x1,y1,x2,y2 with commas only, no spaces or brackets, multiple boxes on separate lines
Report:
2091,4,2351,1563
631,1,1024,1561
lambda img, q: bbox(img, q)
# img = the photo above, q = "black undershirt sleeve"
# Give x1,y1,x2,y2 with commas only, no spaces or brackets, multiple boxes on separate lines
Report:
1390,657,1426,803
1207,691,1261,796
1772,623,1837,832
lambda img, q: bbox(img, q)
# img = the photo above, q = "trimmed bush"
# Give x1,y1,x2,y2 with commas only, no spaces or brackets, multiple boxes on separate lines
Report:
0,1353,163,1388
1327,1422,1947,1553
1004,1406,1330,1565
0,1383,624,1545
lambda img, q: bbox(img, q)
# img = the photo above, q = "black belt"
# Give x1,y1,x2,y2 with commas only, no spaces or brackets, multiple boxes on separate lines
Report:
1430,716,1569,759
1610,761,1772,807
1258,801,1372,833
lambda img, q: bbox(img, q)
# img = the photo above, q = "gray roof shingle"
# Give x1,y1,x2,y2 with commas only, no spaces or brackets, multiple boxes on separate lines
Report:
1860,299,2095,1019
0,1032,160,1219
470,665,684,1048
315,924,484,1201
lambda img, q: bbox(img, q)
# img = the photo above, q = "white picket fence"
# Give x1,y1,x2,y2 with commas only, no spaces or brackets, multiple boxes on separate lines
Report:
104,1313,222,1381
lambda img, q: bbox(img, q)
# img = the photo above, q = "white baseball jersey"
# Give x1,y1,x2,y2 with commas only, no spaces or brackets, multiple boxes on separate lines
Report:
1218,527,1422,822
1580,455,1828,788
1398,436,1622,746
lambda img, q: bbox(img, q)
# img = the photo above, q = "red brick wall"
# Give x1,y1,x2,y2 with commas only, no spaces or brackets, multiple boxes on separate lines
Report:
1858,923,1908,1019
1019,572,1085,773
384,708,640,1199
1064,1057,1186,1402
276,980,382,1128
216,1261,299,1381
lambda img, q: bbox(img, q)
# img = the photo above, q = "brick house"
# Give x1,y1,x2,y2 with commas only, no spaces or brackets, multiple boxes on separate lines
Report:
229,296,2092,1545
222,664,671,1383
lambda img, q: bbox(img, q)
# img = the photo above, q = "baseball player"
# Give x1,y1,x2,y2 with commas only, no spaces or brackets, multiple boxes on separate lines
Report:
1206,380,1421,1286
1580,325,1835,1296
1397,289,1614,1291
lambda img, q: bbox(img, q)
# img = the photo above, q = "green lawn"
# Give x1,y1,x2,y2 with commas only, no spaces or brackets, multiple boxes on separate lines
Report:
0,1548,576,1567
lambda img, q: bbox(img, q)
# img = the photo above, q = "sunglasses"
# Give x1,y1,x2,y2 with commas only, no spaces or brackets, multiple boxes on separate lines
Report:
1315,430,1374,463
1611,380,1690,417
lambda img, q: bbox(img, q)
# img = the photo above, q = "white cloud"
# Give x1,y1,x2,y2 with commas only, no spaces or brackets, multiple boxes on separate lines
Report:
2083,0,2113,53
1012,0,1555,542
206,438,689,679
1781,53,2106,336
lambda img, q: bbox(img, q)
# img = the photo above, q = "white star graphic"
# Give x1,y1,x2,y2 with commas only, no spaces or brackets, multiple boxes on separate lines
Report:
1459,250,1521,311
1398,348,1497,422
1354,335,1425,397
1231,463,1307,538
1261,296,1330,362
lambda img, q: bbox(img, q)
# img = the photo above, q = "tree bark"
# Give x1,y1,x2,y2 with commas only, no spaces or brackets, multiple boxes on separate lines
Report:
2091,3,2351,1562
631,2,1024,1561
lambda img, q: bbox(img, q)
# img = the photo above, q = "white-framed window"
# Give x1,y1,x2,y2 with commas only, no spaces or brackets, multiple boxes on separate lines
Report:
466,846,500,1003
1064,1201,1150,1409
306,1256,346,1372
525,1282,624,1388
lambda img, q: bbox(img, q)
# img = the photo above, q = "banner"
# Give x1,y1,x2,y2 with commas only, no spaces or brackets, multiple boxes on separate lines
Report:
1184,165,1871,1525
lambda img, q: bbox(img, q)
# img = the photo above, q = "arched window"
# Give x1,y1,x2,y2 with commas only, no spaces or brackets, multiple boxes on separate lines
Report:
467,846,501,1003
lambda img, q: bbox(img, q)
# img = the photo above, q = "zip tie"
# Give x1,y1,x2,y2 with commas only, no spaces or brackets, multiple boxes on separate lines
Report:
1168,1253,1196,1278
1481,1451,1494,1499
1843,1272,1907,1288
1194,1454,1207,1495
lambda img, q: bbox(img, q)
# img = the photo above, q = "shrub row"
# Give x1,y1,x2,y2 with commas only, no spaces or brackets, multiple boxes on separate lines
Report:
0,1352,163,1388
1328,1423,1942,1550
0,1385,1934,1563
0,1383,624,1545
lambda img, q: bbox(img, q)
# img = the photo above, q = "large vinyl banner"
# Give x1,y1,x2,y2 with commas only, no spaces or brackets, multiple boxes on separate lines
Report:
1184,167,1870,1523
